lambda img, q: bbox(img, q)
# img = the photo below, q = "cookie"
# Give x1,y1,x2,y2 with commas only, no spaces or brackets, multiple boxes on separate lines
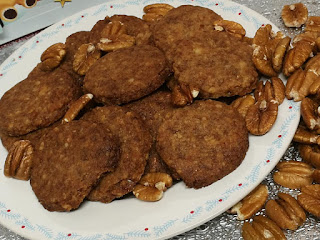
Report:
83,45,169,105
152,5,222,57
82,106,152,203
156,100,249,189
0,68,82,136
30,120,119,211
172,30,258,98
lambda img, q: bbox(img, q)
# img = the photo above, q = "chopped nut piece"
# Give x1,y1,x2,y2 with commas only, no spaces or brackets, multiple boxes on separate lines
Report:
301,97,320,131
297,184,320,218
213,20,246,39
62,93,94,123
273,160,314,189
230,184,268,220
167,77,198,107
293,125,320,145
97,21,135,52
39,43,66,71
272,36,291,72
231,94,255,119
4,140,33,181
133,172,172,202
281,3,308,28
242,215,286,240
143,3,174,22
73,43,101,76
305,16,320,33
265,192,306,230
299,144,320,169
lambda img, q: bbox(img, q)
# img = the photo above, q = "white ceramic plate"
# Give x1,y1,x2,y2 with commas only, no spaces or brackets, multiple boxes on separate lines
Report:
0,0,300,239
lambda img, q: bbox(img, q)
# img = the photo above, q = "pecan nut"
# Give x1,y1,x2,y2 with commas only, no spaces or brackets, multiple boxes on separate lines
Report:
39,43,66,71
213,20,246,39
265,192,306,230
73,43,101,76
4,140,33,181
299,144,320,169
62,93,94,123
273,160,314,189
305,16,320,33
285,69,306,101
300,97,320,130
97,21,135,52
133,172,172,202
242,215,286,240
293,124,320,145
297,184,320,218
272,36,291,73
281,3,308,28
142,3,174,22
230,184,268,220
252,45,277,77
313,169,320,183
230,94,255,119
246,80,278,135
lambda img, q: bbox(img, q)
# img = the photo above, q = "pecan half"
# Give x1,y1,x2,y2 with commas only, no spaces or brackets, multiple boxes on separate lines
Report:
133,172,172,202
242,215,286,240
143,3,174,22
265,192,306,230
97,21,135,52
281,3,308,28
273,160,314,189
297,184,320,218
246,81,278,135
293,125,320,145
230,184,268,220
62,93,93,123
4,140,33,181
73,43,101,76
285,69,306,101
252,45,278,77
213,20,246,39
39,43,66,71
299,144,320,169
305,16,320,33
272,36,291,73
230,94,255,119
301,97,320,131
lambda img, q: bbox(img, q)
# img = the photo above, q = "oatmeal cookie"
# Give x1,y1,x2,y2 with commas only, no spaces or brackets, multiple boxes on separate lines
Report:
82,106,152,203
83,45,169,105
0,68,82,136
171,31,258,98
156,100,249,189
152,5,222,57
30,120,119,211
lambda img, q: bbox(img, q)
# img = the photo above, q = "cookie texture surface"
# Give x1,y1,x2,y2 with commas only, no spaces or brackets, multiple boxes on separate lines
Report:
0,68,81,136
30,120,119,211
83,45,169,105
152,5,222,57
172,31,258,98
82,106,152,203
156,100,249,189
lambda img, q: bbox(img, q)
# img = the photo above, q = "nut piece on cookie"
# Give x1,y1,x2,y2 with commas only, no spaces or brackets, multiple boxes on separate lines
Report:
242,215,286,240
230,184,268,220
143,3,174,22
212,20,246,39
62,93,93,123
273,160,314,189
73,43,101,76
97,21,135,52
281,3,308,28
297,184,320,218
133,172,173,202
4,140,33,181
265,192,306,230
40,43,66,71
